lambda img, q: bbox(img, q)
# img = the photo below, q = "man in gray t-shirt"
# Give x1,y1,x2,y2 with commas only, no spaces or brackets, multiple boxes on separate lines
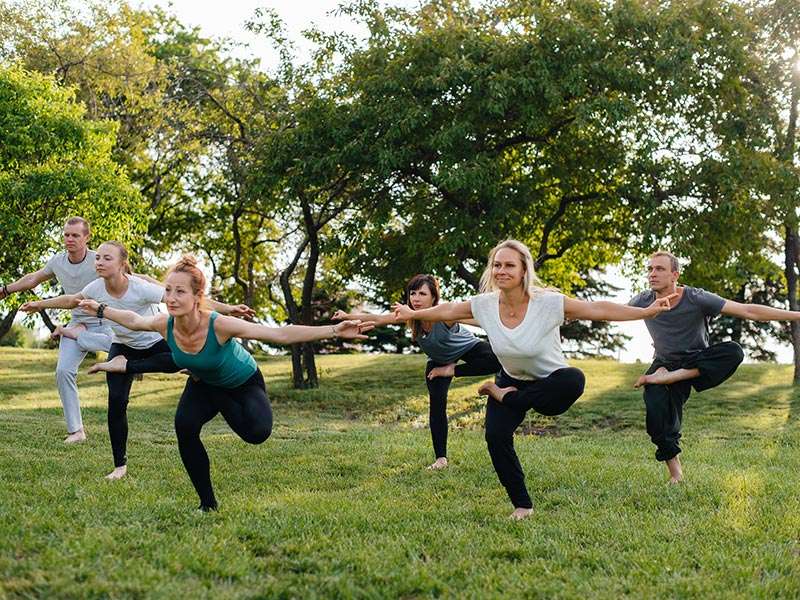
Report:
629,251,800,484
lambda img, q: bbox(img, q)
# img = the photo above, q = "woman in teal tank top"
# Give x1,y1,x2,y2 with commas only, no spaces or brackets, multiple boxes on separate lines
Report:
79,255,372,511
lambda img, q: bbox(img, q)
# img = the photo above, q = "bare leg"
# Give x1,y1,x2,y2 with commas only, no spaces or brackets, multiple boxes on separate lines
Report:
52,323,87,341
510,507,533,520
478,382,518,402
105,465,127,480
428,457,448,470
88,354,128,374
666,456,683,484
64,428,87,443
427,363,456,380
634,366,700,389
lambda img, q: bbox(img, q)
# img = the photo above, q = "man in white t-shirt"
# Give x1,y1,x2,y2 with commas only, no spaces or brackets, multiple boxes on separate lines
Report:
0,217,109,443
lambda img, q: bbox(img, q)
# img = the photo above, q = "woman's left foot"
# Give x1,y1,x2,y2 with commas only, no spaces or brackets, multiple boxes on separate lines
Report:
478,382,518,402
89,354,128,374
105,465,127,480
427,457,448,470
510,507,533,520
427,363,456,379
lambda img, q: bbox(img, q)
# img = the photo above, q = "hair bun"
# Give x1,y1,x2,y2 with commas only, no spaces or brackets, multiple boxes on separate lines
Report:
178,254,198,268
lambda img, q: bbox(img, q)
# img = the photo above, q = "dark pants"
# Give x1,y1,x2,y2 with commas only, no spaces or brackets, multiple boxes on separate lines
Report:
174,369,273,510
485,368,585,508
425,341,501,459
126,351,179,375
106,340,179,467
643,341,744,462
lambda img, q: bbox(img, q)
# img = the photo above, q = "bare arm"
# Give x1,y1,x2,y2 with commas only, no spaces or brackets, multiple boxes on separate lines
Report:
214,315,372,345
77,299,167,334
564,294,677,321
332,310,399,326
207,299,256,319
19,293,84,313
0,269,54,298
721,300,800,321
392,301,473,322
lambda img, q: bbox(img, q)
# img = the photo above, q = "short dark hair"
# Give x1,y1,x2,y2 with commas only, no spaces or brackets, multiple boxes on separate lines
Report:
64,216,90,235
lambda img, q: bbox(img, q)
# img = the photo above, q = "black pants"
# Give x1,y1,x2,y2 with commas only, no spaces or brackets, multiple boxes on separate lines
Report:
174,369,273,510
425,341,501,459
485,368,585,509
643,341,744,462
126,351,178,375
106,339,179,467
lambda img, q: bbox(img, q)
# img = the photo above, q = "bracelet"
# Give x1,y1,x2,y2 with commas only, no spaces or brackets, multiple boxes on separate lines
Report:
96,303,107,319
331,325,337,338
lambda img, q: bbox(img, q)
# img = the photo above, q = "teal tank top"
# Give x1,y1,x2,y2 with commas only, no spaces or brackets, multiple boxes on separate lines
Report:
166,312,257,388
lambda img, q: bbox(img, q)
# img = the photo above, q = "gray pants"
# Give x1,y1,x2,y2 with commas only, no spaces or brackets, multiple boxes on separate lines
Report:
56,322,113,433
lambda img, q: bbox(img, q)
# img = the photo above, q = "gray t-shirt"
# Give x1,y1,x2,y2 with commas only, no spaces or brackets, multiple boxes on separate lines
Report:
43,250,100,325
417,321,481,364
629,286,726,362
81,275,165,349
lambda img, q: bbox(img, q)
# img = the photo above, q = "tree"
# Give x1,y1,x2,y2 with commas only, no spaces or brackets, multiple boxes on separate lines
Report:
0,65,144,338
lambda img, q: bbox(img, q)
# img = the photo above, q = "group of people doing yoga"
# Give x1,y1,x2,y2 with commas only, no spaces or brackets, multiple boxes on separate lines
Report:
5,217,800,518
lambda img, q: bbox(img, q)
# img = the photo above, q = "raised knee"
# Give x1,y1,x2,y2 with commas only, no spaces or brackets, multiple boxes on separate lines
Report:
243,424,272,445
728,342,745,365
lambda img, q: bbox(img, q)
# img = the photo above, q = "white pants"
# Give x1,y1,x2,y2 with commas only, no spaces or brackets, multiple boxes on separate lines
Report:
55,323,114,433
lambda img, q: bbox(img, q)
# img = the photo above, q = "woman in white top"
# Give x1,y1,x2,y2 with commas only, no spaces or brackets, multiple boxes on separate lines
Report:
394,240,676,519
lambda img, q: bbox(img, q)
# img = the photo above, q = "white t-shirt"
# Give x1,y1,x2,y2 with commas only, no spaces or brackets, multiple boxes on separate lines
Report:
81,275,164,349
43,250,100,325
470,290,568,380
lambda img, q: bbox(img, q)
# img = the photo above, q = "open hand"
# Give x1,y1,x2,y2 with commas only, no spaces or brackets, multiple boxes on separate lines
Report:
645,293,679,317
392,303,415,321
333,320,374,340
229,304,256,320
78,299,100,315
19,301,41,313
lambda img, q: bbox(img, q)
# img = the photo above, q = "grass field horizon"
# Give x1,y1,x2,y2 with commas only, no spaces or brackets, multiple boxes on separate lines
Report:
2,347,800,598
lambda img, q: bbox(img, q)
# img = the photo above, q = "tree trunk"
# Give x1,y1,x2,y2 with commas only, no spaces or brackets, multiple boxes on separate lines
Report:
0,308,18,341
298,196,320,388
784,225,800,384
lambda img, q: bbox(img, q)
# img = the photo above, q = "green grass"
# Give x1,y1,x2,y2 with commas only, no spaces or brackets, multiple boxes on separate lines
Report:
1,348,799,599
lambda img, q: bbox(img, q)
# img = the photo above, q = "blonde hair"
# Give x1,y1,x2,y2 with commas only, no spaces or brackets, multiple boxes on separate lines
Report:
98,240,132,274
650,250,680,273
479,239,548,294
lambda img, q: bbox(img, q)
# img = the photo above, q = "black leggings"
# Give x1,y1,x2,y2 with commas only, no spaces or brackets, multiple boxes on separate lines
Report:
106,340,179,467
174,369,273,510
425,341,501,459
643,341,744,461
485,368,585,509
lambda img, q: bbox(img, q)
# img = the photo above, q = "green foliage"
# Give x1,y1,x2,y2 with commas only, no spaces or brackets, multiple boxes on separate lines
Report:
0,65,144,302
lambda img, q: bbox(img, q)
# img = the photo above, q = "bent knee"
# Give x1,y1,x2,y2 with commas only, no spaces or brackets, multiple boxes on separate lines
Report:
243,424,272,445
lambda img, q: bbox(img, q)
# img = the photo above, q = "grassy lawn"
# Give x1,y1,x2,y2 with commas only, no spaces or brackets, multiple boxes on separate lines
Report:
1,347,799,598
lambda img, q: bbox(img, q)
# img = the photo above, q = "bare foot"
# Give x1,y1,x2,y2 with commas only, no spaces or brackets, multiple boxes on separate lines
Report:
64,429,87,444
510,507,533,520
428,363,456,380
50,325,64,340
89,354,128,374
666,456,683,484
478,382,518,402
105,466,127,480
427,457,448,470
633,366,669,388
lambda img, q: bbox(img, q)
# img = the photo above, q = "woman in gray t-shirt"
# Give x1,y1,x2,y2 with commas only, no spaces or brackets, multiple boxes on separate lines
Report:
334,274,501,470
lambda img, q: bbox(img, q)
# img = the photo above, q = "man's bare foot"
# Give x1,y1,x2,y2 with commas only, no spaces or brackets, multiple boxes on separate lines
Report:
89,354,127,374
64,429,87,444
510,507,533,520
666,456,683,484
105,466,127,480
428,363,456,380
633,366,669,388
428,457,448,470
478,382,518,402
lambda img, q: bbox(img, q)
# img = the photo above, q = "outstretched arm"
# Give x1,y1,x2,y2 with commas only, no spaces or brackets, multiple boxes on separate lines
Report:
721,300,800,321
392,301,473,322
77,299,167,334
214,315,373,345
332,309,399,326
20,293,84,313
1,269,55,299
564,294,677,321
207,299,256,320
